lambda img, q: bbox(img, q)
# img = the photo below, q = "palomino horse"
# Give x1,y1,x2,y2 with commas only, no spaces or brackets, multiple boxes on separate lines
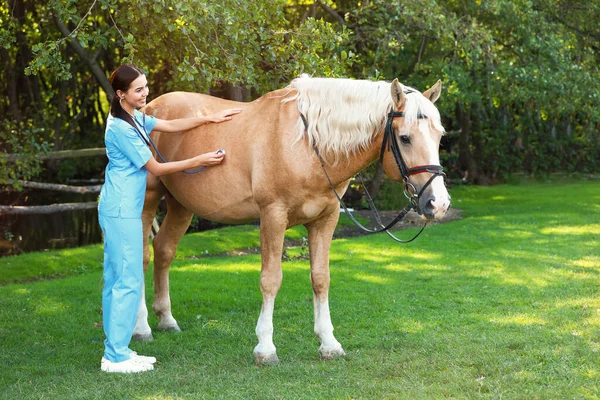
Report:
134,75,451,364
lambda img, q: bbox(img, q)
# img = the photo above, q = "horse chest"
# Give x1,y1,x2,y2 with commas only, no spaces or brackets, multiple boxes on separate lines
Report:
292,199,331,222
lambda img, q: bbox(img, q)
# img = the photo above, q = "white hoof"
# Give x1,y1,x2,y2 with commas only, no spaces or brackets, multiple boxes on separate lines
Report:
319,346,346,360
156,323,181,332
254,351,280,366
132,332,154,341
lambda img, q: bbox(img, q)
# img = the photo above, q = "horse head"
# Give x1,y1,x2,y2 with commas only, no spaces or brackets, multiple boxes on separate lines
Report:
380,79,451,221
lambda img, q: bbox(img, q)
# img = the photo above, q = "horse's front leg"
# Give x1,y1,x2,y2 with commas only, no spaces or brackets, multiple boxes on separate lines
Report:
253,205,287,365
305,209,345,359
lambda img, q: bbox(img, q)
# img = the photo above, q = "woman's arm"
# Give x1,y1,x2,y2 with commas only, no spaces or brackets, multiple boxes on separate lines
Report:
153,108,242,133
144,150,225,177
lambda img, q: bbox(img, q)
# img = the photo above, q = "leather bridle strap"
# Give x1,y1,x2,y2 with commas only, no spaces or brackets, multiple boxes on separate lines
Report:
382,108,445,210
312,144,426,241
305,112,427,243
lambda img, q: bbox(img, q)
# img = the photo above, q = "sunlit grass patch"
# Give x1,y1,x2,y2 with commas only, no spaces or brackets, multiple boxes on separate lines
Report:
569,256,600,269
34,296,70,315
489,314,547,327
175,259,259,274
540,224,600,235
352,273,390,284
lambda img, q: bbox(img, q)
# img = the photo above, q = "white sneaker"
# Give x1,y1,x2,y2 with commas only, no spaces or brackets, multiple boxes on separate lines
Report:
101,357,154,373
130,351,157,364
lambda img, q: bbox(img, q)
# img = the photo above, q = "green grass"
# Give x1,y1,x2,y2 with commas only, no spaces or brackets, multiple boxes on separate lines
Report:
0,181,599,399
0,214,364,285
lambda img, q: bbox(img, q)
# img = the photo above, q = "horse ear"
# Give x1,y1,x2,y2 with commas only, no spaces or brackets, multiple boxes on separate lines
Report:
423,80,442,104
390,79,405,109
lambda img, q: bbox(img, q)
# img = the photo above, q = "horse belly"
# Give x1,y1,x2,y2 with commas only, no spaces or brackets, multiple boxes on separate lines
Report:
162,172,260,224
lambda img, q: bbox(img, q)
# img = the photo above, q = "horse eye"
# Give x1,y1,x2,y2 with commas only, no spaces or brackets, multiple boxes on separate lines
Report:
399,135,411,145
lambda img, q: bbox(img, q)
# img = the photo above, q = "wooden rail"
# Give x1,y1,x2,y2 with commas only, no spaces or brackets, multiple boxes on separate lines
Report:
4,180,102,194
0,202,98,215
0,147,163,235
3,147,106,162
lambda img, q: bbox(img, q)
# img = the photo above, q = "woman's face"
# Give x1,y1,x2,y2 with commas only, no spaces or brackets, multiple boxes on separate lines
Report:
119,74,149,110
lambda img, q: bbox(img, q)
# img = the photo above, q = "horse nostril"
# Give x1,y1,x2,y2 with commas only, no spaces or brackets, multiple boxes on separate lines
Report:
424,198,435,218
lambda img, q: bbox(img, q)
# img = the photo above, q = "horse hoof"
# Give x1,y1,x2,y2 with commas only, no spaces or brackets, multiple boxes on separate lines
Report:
254,352,280,366
319,347,346,360
132,332,153,341
156,324,181,332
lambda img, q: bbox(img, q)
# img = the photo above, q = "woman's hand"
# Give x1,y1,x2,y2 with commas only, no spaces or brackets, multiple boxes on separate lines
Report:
145,150,225,176
192,150,226,167
154,108,242,132
207,108,243,123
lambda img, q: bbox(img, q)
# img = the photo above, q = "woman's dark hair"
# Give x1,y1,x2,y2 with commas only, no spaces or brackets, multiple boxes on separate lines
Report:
108,64,150,144
109,64,144,125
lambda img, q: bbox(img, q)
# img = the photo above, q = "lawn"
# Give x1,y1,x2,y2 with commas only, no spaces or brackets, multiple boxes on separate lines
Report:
0,179,598,399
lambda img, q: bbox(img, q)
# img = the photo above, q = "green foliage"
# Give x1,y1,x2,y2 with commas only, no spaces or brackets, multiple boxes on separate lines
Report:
305,0,600,179
0,120,50,186
0,0,352,184
1,0,599,184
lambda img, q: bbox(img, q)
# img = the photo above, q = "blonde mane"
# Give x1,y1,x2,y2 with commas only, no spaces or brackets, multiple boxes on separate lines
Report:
282,74,444,160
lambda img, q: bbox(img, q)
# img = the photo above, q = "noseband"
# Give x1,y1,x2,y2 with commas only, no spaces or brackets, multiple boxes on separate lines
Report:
380,107,445,213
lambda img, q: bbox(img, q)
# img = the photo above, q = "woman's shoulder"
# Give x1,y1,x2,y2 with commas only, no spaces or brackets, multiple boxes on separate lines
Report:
134,109,156,122
106,115,135,135
105,117,141,148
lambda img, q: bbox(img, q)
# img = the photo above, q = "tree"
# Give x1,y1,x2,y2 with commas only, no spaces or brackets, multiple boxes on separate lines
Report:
0,0,352,184
292,0,600,183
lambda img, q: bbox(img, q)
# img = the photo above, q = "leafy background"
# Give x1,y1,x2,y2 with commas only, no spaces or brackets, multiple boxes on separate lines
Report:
1,0,599,184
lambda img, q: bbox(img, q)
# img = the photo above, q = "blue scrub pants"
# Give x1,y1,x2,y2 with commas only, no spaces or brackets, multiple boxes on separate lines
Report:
99,215,144,363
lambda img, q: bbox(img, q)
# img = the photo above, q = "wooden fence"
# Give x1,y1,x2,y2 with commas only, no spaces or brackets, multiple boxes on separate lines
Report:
1,148,160,236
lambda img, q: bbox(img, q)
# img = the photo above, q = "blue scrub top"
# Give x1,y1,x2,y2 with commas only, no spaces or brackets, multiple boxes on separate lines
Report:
99,110,158,218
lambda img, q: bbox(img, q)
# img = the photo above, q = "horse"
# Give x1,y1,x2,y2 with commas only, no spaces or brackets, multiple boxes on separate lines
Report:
133,75,451,364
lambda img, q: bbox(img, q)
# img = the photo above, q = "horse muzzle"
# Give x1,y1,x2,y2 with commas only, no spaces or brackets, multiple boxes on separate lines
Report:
418,193,451,221
403,170,449,221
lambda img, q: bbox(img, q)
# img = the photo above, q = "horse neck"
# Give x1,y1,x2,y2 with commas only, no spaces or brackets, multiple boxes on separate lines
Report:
319,128,385,185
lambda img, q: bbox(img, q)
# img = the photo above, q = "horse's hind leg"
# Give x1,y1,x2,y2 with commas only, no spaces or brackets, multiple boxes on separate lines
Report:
253,205,287,365
134,175,165,341
151,195,194,332
305,210,345,359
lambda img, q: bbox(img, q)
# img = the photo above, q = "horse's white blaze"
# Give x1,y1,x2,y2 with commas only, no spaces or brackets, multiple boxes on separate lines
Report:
416,119,450,218
313,297,343,353
253,296,277,357
430,177,451,218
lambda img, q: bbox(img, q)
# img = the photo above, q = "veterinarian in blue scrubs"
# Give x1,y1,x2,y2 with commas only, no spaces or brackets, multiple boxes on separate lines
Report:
99,64,241,373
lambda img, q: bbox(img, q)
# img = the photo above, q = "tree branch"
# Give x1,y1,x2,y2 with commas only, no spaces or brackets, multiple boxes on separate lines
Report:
53,16,114,97
315,0,347,26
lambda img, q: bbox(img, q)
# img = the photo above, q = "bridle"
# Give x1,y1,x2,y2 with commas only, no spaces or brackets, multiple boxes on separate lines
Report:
308,92,446,243
381,105,446,213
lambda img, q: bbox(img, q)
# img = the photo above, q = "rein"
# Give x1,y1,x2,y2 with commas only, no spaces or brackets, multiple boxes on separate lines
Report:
304,97,445,243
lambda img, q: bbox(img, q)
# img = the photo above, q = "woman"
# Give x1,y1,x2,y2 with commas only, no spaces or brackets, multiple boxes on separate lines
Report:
99,64,241,373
